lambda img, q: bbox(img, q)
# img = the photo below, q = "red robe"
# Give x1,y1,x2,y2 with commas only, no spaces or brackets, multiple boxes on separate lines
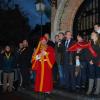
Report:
32,46,55,93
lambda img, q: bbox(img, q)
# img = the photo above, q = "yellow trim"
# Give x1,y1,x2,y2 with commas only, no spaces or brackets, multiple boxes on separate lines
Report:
39,55,44,92
32,60,36,70
46,53,52,69
32,42,41,61
39,53,53,91
32,42,41,69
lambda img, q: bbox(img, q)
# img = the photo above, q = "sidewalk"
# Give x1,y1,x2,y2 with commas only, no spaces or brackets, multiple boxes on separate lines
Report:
18,88,100,100
0,91,35,100
53,89,100,100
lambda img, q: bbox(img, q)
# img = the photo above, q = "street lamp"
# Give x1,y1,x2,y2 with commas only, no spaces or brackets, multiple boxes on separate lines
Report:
35,1,45,36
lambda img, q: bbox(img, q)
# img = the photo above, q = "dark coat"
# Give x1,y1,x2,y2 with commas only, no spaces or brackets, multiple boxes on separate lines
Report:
61,39,75,66
47,40,55,48
87,41,100,66
55,39,64,65
0,52,17,72
74,49,88,62
17,47,32,69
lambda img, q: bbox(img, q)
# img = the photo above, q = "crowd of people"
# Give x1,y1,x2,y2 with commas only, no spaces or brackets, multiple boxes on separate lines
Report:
53,24,100,96
0,24,100,98
0,40,33,92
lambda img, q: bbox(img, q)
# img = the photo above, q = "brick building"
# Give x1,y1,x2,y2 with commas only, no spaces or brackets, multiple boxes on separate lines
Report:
51,0,100,39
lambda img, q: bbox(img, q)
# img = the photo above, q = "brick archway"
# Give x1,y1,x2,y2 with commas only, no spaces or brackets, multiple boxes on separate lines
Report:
51,0,84,39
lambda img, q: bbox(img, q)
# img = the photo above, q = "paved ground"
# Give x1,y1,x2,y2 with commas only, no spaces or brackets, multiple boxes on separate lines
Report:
17,89,100,100
0,91,36,100
0,87,100,100
0,89,73,100
52,89,100,100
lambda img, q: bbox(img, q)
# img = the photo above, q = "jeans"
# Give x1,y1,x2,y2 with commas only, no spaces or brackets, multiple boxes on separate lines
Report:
88,64,96,79
75,62,87,88
20,68,30,88
96,66,100,78
58,64,64,85
3,72,14,92
53,63,58,82
63,64,75,89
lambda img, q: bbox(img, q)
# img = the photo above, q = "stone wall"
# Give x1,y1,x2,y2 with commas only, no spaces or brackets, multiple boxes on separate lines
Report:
51,0,84,39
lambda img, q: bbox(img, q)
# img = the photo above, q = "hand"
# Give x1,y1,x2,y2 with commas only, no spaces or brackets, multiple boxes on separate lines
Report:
30,70,33,74
90,60,93,65
36,54,41,60
41,50,47,56
77,48,82,53
31,60,32,63
1,50,4,54
58,42,61,46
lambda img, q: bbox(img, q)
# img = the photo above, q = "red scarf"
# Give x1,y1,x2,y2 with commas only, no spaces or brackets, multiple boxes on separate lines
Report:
68,41,97,57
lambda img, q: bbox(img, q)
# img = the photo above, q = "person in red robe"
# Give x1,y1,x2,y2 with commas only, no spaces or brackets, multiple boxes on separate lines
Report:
31,36,55,95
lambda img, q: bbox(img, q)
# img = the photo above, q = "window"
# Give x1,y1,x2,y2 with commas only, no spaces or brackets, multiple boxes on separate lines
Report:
73,0,100,36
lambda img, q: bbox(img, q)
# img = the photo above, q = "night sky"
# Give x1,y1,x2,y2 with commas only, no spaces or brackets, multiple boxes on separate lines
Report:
0,0,51,29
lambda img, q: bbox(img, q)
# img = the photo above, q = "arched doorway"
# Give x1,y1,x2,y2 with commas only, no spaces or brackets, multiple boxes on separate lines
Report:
73,0,100,37
52,0,84,39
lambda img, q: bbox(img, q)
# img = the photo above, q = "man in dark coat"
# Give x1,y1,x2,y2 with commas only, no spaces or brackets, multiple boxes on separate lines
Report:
55,33,65,87
1,45,17,92
62,31,75,91
18,40,33,89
